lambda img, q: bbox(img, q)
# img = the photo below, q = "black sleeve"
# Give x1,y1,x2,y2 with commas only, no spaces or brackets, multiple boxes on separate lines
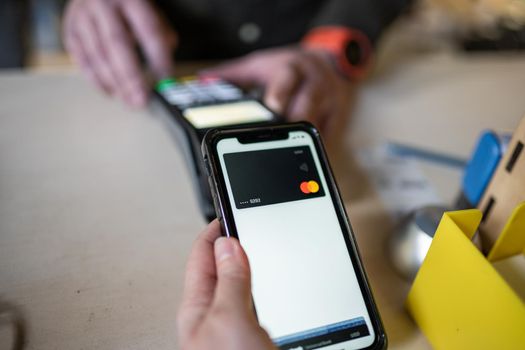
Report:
310,0,414,46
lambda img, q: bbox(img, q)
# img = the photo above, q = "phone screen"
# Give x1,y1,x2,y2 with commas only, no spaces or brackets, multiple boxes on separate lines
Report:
216,130,376,350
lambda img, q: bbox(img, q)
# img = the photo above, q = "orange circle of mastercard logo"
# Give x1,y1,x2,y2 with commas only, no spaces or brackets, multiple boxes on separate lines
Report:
300,180,319,194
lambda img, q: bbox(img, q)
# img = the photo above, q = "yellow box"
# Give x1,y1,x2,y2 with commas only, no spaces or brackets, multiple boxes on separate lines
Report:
406,207,525,349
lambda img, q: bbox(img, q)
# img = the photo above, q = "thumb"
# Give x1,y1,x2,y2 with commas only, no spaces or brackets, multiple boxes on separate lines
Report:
212,237,253,315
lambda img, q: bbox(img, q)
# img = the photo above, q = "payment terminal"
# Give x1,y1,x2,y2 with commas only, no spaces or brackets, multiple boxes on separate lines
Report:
154,76,280,221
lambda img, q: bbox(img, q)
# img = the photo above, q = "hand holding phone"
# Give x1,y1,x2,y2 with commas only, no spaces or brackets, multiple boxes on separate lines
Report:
177,220,277,350
202,123,386,350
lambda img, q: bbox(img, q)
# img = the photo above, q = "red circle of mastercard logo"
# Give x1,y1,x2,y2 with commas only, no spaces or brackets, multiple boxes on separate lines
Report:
300,180,320,194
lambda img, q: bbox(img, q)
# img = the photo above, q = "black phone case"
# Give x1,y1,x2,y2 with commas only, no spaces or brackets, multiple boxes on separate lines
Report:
201,122,387,350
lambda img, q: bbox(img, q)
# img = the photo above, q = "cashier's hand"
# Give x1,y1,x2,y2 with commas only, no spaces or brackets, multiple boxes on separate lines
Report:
204,47,356,135
63,0,177,107
177,220,277,350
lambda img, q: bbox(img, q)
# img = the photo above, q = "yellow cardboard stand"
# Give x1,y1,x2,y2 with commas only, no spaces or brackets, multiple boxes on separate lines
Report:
406,207,525,349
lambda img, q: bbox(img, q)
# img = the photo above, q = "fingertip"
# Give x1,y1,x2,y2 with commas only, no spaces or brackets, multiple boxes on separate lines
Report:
199,66,228,81
215,237,235,263
264,63,302,116
287,95,308,121
201,58,259,87
197,71,219,81
265,94,284,114
208,218,221,231
197,219,222,244
153,62,175,80
214,236,248,270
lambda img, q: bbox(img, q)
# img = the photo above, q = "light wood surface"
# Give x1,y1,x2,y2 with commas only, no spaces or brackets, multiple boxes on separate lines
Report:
1,52,525,350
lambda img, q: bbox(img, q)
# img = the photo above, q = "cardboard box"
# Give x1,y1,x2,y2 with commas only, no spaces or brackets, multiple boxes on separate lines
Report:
479,117,525,252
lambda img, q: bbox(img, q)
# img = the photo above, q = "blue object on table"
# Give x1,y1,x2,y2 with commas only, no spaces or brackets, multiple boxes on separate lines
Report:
462,131,509,206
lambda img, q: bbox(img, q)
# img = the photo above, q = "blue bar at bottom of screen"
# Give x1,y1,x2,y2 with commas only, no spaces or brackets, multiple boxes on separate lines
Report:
274,316,369,349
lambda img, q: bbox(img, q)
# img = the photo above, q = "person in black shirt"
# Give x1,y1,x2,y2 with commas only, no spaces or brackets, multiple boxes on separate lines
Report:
63,0,410,134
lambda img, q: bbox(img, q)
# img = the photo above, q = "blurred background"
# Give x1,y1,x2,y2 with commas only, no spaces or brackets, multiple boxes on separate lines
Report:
2,0,525,71
0,0,69,69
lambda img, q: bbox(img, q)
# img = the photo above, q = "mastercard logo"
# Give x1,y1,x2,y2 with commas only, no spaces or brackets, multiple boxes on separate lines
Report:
300,180,320,194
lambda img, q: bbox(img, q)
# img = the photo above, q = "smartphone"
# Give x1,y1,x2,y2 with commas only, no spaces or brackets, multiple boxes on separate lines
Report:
202,123,386,350
154,76,281,221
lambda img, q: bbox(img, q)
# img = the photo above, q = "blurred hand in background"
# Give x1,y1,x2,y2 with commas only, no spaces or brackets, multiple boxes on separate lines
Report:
62,0,357,135
63,0,177,107
204,47,356,135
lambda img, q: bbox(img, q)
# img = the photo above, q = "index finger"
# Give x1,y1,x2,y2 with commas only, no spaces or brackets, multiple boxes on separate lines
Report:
123,0,176,78
177,220,222,345
92,1,148,106
264,61,302,115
